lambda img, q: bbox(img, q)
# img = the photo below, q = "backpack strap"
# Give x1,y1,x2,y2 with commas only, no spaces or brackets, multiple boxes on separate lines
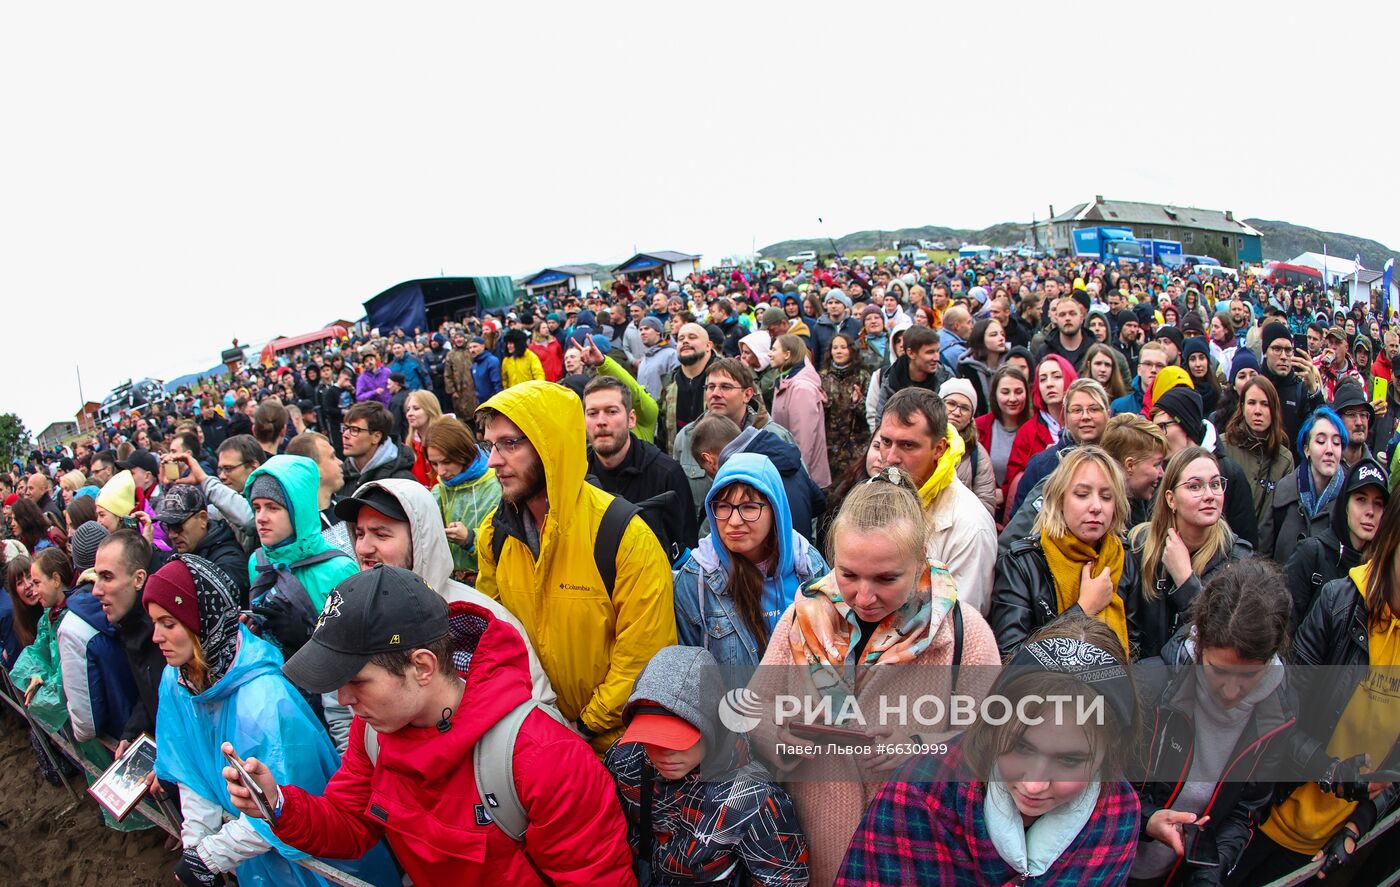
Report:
291,549,353,570
594,497,640,599
473,699,543,842
950,601,964,696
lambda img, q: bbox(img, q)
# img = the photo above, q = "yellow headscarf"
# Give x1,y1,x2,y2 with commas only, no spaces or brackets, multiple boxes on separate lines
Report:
918,427,965,510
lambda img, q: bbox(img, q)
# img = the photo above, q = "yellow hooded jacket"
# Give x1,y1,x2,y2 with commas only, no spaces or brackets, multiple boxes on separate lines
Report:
475,382,676,752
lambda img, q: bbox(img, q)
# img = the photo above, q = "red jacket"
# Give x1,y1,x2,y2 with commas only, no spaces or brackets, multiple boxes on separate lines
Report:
529,339,565,382
271,601,635,886
1000,354,1077,514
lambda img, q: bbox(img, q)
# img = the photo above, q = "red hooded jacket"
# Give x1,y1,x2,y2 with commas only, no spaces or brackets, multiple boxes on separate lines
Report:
270,601,635,886
1001,353,1079,513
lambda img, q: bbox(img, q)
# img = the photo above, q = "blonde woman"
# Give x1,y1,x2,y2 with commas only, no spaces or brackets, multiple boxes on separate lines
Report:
991,446,1142,658
402,389,443,488
1128,446,1251,659
747,469,1000,886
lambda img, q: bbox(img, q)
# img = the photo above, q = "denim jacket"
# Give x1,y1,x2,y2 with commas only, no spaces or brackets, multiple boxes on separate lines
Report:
673,539,827,674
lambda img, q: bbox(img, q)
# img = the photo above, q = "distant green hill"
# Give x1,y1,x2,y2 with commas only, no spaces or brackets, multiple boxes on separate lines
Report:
760,219,1397,267
1244,219,1394,269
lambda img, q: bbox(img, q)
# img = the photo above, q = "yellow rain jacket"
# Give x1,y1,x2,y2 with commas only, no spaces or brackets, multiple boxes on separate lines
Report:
475,382,676,753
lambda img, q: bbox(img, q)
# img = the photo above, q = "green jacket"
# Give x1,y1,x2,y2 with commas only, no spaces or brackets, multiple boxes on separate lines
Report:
244,455,358,613
433,467,503,576
598,355,657,442
10,607,69,733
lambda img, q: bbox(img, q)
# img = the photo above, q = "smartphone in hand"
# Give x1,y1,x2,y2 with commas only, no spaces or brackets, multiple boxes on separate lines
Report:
224,749,275,820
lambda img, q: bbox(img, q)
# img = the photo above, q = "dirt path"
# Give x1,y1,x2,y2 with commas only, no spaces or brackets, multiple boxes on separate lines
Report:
0,718,171,886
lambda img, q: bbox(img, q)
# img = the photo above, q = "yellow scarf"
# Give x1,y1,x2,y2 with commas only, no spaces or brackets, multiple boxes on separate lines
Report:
918,428,966,510
1039,529,1129,654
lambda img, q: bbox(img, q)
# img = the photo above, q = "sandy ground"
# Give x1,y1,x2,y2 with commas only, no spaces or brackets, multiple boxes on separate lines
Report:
0,717,172,886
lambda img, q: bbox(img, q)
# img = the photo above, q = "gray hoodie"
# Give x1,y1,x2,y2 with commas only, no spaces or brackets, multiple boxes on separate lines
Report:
351,478,558,710
623,645,734,779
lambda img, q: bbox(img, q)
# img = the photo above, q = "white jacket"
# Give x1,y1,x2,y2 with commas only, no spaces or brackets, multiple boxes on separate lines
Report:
925,476,998,616
352,478,558,710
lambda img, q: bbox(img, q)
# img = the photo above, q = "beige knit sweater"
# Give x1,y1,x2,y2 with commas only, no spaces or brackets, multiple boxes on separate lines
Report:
746,599,1003,887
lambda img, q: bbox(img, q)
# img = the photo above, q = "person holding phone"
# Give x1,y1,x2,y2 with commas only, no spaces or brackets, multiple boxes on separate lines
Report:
145,555,398,887
1131,559,1296,884
1258,322,1325,459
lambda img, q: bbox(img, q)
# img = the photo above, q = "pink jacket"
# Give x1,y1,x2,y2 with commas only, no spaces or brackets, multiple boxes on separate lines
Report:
772,361,831,488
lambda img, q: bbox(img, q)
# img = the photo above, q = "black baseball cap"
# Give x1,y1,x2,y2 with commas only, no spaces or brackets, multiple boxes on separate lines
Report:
282,565,449,694
116,448,160,475
333,485,409,525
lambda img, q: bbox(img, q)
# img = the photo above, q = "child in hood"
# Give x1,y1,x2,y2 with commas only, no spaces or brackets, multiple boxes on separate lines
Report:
605,645,809,887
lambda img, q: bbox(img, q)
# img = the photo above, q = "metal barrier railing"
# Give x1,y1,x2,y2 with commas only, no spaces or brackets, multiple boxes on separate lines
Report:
0,683,375,887
0,677,1393,887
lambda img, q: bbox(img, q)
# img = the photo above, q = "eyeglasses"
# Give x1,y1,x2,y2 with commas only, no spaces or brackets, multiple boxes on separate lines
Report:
945,400,972,416
1176,476,1226,496
712,501,768,522
216,461,251,477
1266,344,1294,357
704,382,743,394
1154,418,1178,434
342,425,370,438
159,519,188,534
482,434,530,456
1139,359,1166,371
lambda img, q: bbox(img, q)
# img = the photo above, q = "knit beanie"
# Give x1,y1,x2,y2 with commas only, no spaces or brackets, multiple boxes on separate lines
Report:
71,521,109,573
1154,387,1205,444
824,290,852,310
96,470,137,518
247,473,288,509
1181,338,1210,366
1228,350,1261,383
939,378,977,407
142,559,200,635
1151,366,1195,405
1261,321,1292,351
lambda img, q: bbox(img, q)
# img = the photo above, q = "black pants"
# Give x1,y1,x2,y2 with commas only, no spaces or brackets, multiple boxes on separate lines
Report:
1228,832,1312,886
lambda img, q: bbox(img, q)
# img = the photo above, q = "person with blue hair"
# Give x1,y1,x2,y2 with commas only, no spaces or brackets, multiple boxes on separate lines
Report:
672,452,826,675
1264,405,1348,561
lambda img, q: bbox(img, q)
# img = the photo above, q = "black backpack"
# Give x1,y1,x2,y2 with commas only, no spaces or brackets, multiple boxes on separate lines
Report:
490,492,679,597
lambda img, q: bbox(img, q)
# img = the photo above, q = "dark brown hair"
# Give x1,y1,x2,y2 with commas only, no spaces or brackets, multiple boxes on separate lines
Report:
988,365,1031,427
253,399,289,446
711,482,778,649
706,357,755,391
1364,494,1400,626
1223,376,1288,457
1191,558,1291,661
33,547,73,591
370,633,457,679
422,418,479,468
344,401,393,443
4,555,38,647
882,387,948,441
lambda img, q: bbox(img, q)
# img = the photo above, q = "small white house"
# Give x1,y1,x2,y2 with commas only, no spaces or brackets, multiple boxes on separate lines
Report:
1289,252,1360,289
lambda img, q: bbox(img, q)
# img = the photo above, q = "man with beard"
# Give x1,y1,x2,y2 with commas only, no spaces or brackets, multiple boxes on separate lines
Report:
584,375,697,556
475,381,675,754
442,329,477,418
657,322,716,452
1036,296,1091,368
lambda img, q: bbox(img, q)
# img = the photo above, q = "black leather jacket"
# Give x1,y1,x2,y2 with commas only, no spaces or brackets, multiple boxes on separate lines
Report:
990,534,1142,658
1134,630,1299,885
1285,573,1400,838
1128,537,1254,661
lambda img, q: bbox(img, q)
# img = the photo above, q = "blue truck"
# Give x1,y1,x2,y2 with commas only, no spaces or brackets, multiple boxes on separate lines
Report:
1071,227,1145,264
1138,238,1183,264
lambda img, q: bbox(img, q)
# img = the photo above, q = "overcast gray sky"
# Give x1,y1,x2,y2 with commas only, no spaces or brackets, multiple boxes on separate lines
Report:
5,2,1396,436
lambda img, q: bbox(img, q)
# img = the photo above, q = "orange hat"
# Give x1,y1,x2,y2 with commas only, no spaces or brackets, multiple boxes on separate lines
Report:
619,704,700,751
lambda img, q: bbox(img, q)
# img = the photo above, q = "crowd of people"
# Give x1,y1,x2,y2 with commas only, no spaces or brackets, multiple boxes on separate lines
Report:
1,248,1398,886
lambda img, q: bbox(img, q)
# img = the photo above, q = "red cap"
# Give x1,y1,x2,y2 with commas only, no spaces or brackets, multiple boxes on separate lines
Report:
2,493,17,507
619,708,700,751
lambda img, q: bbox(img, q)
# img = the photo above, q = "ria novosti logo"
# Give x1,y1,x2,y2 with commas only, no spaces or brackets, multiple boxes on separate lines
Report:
717,688,765,733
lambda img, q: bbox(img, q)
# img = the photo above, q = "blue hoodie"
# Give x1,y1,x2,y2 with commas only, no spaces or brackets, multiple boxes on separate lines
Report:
154,626,399,887
674,454,826,671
